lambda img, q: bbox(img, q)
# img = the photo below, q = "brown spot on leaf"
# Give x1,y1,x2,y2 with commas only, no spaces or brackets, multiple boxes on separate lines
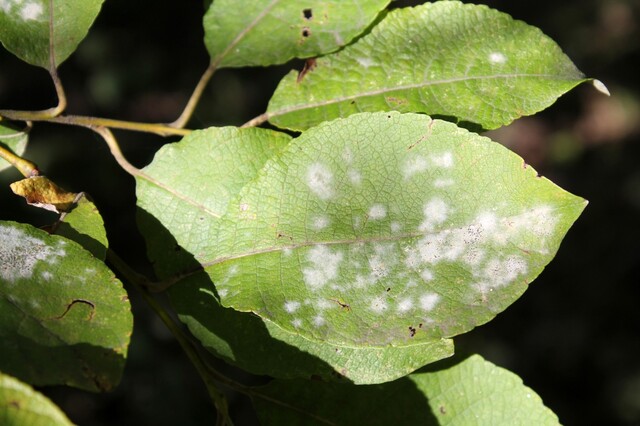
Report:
54,299,96,321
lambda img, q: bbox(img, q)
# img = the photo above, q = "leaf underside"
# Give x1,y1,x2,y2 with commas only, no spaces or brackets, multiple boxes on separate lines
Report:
267,1,587,131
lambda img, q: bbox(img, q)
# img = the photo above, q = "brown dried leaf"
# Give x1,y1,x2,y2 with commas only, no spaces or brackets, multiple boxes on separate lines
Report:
10,176,78,213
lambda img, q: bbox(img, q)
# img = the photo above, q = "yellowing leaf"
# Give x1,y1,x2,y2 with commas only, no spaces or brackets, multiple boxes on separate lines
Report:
10,176,78,213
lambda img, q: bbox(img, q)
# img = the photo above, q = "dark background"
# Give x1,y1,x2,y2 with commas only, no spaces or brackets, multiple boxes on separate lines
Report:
1,0,638,424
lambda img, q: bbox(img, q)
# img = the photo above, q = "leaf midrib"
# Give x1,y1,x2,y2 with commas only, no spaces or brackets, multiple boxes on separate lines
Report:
268,72,584,119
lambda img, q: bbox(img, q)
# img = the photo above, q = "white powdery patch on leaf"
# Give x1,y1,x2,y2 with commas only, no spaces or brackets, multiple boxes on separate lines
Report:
368,204,387,220
370,295,388,314
492,205,558,252
306,162,334,200
0,0,44,21
20,1,42,20
434,178,454,188
347,169,362,185
419,198,449,232
368,243,397,282
403,155,429,180
488,51,507,64
430,152,454,168
302,245,344,291
313,315,326,327
0,225,66,283
284,300,301,313
311,215,330,230
397,297,414,313
419,293,440,312
479,255,528,287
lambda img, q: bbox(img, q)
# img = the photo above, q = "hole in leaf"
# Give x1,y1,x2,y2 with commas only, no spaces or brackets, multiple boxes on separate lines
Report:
302,27,311,38
303,8,312,20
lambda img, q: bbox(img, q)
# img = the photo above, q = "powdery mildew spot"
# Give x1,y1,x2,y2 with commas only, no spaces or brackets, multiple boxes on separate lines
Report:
315,299,335,310
0,225,66,283
20,1,42,20
397,297,414,313
302,245,343,291
493,205,558,251
391,222,402,233
488,52,507,64
403,156,429,180
291,318,303,328
419,293,440,312
347,169,362,186
356,57,375,68
347,169,362,185
306,162,334,200
311,215,330,230
284,300,301,313
368,204,387,220
434,178,454,188
353,274,370,289
0,0,43,21
419,198,449,232
480,255,528,287
313,315,326,327
368,243,397,281
430,152,454,168
370,296,388,313
420,268,434,282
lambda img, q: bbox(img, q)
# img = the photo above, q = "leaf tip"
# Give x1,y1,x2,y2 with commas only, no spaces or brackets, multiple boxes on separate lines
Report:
591,79,610,96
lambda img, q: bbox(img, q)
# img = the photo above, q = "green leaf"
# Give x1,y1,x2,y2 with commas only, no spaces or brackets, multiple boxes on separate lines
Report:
266,1,588,131
0,221,132,392
203,0,390,68
251,354,560,425
0,123,29,173
199,112,585,348
0,371,73,426
138,127,453,383
138,113,584,363
53,194,108,260
0,0,105,68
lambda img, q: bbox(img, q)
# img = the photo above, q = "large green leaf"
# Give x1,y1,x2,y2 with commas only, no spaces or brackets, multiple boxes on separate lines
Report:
252,354,560,425
138,112,584,355
137,126,453,383
0,123,29,173
266,1,588,131
198,112,584,347
0,221,132,392
0,371,73,426
203,0,390,68
0,0,105,68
